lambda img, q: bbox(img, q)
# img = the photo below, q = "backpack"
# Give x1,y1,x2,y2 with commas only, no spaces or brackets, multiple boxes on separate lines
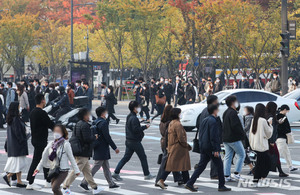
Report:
69,125,83,156
90,120,102,136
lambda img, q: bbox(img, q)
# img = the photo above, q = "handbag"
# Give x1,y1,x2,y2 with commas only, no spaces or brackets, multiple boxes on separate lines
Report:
47,143,64,180
192,128,200,153
69,126,82,156
286,133,295,144
155,95,166,105
114,96,118,105
157,153,163,164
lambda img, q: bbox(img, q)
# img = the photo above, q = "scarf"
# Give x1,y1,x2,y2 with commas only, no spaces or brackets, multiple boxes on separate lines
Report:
48,137,65,161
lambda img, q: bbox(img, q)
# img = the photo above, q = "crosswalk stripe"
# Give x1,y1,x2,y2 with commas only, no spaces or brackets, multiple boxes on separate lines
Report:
139,184,203,194
0,190,22,195
195,182,256,192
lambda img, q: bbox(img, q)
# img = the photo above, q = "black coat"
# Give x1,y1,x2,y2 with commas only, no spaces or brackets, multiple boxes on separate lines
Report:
222,107,245,142
75,86,84,97
199,115,222,153
238,80,249,88
164,84,173,98
126,112,147,142
93,118,117,160
185,84,196,101
74,120,95,157
48,89,59,102
28,90,36,112
277,113,291,140
7,117,28,157
105,92,116,114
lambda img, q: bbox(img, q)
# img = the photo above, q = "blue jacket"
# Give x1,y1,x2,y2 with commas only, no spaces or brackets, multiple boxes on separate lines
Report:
126,112,147,142
6,88,15,109
199,115,222,153
92,118,117,160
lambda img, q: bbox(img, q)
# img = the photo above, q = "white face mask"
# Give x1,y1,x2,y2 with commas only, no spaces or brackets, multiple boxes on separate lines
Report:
66,86,69,90
273,76,277,79
165,81,169,84
234,102,239,108
105,113,109,119
160,78,164,82
53,132,62,140
135,86,138,89
176,77,179,80
137,107,141,113
107,89,111,93
75,83,79,87
55,86,59,90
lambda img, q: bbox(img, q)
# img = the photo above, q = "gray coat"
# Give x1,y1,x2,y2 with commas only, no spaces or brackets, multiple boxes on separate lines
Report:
6,88,15,109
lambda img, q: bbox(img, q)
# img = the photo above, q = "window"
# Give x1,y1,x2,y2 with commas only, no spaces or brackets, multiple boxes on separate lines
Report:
232,92,248,103
247,92,277,102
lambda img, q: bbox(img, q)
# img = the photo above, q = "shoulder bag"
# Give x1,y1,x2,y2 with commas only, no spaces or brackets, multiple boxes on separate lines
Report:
155,95,166,105
192,128,200,153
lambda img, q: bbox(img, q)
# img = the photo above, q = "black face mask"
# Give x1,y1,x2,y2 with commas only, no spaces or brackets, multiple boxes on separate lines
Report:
101,86,104,89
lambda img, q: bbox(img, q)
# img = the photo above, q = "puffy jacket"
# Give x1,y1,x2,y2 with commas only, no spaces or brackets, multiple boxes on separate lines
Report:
73,120,94,157
125,112,147,142
199,115,222,153
222,107,245,142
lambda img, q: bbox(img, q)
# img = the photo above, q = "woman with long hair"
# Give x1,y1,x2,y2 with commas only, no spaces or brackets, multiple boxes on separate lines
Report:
157,108,191,189
152,83,165,121
155,105,183,186
105,86,120,124
3,102,28,188
17,84,30,122
266,102,288,177
249,104,273,184
243,106,254,175
66,83,75,107
34,125,80,195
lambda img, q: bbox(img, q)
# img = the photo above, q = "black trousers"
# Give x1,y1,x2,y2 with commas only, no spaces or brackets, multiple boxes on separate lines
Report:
150,97,156,114
0,109,4,128
166,96,171,105
253,151,270,182
108,113,118,121
161,170,189,184
152,104,164,120
187,152,225,188
27,146,50,184
140,106,150,120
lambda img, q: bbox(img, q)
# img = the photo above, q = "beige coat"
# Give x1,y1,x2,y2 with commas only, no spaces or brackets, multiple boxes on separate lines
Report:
165,120,191,172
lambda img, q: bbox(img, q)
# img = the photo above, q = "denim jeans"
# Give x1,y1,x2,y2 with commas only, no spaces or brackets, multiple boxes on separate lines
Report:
114,141,150,176
223,141,245,176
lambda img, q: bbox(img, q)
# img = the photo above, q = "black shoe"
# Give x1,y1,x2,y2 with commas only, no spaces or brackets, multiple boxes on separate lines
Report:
16,183,27,188
109,184,120,189
218,186,231,192
116,119,120,124
3,175,11,187
155,183,168,187
78,183,90,192
185,184,197,192
279,173,289,177
211,176,218,180
178,180,185,186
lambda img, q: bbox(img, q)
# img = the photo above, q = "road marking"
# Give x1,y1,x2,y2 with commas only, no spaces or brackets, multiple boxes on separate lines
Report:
139,184,201,193
195,182,256,191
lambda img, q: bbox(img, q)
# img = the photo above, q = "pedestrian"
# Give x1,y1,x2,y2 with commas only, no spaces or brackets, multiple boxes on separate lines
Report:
265,102,289,177
213,77,223,93
26,93,55,190
0,89,4,128
174,77,183,107
155,105,183,187
75,80,84,97
270,72,281,94
5,82,15,112
196,95,220,179
34,125,80,195
164,78,173,105
48,83,59,104
238,75,249,88
66,83,75,107
199,78,206,101
232,81,238,89
140,83,150,123
52,86,71,122
185,79,196,104
112,101,154,181
0,83,7,106
157,108,191,188
222,95,246,181
17,84,30,122
62,108,104,195
150,78,157,114
79,107,120,191
28,84,36,113
134,81,143,115
34,79,41,94
42,80,50,95
83,82,93,111
243,106,255,175
185,104,231,192
152,83,165,120
3,102,28,188
100,82,108,107
105,86,120,124
249,104,273,184
276,105,298,172
288,80,297,92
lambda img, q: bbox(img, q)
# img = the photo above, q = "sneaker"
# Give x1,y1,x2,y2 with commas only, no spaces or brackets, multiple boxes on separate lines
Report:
290,167,298,172
225,176,236,182
232,174,245,181
44,181,51,188
26,183,42,190
156,180,167,189
62,188,72,195
184,184,197,192
109,184,120,189
92,186,105,194
11,180,17,186
112,173,123,181
218,186,231,192
144,174,155,180
78,183,90,192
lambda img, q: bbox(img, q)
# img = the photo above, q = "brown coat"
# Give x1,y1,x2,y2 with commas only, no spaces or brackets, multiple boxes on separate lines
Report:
165,120,191,172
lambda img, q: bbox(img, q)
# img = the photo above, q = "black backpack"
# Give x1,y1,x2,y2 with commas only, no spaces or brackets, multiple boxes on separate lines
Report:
69,125,83,156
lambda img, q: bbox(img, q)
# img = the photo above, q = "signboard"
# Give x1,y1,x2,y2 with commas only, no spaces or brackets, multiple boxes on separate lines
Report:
288,20,296,40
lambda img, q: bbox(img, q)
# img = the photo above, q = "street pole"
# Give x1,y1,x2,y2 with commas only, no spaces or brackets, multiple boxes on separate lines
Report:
70,0,74,83
281,0,288,95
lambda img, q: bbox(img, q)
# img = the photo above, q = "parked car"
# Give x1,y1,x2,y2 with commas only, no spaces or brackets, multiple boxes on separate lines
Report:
179,89,300,131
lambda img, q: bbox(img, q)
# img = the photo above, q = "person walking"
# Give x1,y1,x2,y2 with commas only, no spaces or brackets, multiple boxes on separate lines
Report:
6,82,15,112
112,101,154,181
75,80,84,97
164,78,173,105
249,104,273,184
83,82,93,111
17,84,30,122
156,108,191,189
79,107,120,191
26,94,55,190
62,108,104,195
66,83,75,107
270,72,281,94
238,76,249,89
28,84,36,113
152,84,165,120
243,106,255,175
155,105,183,187
105,86,120,124
213,78,223,93
34,125,80,195
276,105,298,172
0,89,4,128
185,79,196,104
185,104,231,192
140,84,151,123
173,77,183,107
3,102,28,188
48,83,59,104
100,82,108,107
150,78,157,114
266,102,289,177
222,95,246,182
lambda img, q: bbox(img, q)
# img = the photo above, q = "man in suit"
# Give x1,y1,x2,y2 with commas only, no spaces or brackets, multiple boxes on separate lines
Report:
75,80,84,97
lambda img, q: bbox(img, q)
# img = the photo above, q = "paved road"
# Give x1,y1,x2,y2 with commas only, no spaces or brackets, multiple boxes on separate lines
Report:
0,101,300,195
